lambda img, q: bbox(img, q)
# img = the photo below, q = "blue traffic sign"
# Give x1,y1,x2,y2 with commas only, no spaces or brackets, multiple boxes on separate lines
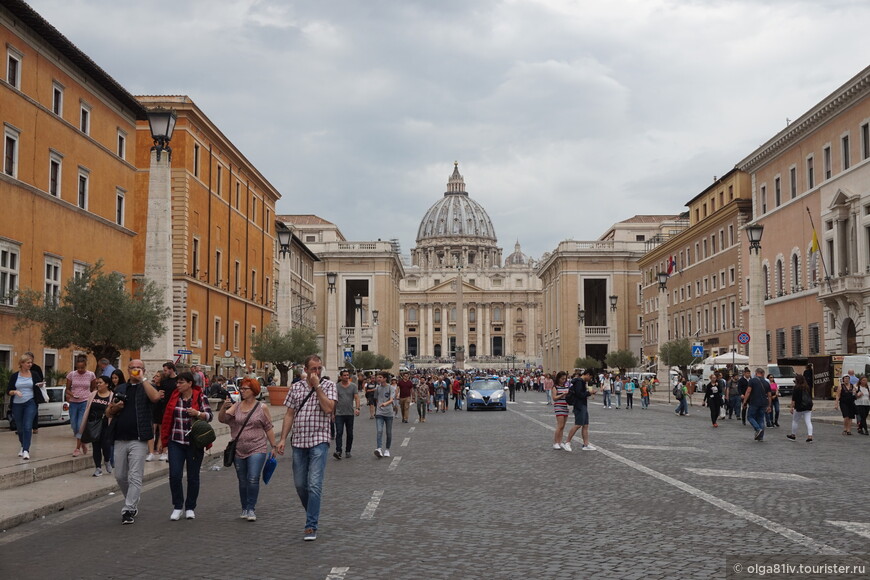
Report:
177,349,193,355
691,345,704,358
343,349,353,363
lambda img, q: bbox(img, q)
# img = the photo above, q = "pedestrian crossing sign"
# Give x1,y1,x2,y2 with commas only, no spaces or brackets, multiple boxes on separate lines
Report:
691,344,704,358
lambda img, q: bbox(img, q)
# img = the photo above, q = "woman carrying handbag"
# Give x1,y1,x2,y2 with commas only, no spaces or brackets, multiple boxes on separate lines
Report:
219,378,277,522
80,375,114,476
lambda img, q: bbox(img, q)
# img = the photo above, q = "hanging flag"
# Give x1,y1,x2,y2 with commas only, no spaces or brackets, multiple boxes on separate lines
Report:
810,229,819,272
667,255,676,276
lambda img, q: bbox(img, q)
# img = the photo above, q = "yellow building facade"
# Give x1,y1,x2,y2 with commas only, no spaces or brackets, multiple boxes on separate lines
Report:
1,1,145,376
135,96,280,376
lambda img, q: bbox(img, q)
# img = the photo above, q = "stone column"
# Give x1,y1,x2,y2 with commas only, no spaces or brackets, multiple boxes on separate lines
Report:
748,242,768,368
141,149,174,370
656,286,669,388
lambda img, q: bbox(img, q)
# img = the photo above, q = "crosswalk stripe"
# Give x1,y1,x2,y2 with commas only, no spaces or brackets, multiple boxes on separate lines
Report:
684,468,810,481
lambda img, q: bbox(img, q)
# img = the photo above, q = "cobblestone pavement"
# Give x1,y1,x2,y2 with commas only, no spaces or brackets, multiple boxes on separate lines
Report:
2,393,870,579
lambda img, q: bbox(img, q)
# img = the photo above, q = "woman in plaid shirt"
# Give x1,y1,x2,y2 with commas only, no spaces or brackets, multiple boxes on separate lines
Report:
160,371,212,521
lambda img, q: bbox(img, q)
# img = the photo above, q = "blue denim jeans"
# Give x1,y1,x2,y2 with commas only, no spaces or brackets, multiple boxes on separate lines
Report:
676,398,689,414
12,399,37,451
614,392,622,407
747,405,767,432
234,452,268,511
334,415,355,454
603,391,611,407
376,416,393,450
641,395,650,408
292,442,329,531
168,440,204,510
69,401,87,438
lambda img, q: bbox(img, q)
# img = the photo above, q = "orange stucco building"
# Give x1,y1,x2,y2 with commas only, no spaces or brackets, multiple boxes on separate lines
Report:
1,1,145,377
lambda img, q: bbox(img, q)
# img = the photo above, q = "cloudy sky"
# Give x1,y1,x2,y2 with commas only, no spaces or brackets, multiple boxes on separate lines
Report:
25,0,870,258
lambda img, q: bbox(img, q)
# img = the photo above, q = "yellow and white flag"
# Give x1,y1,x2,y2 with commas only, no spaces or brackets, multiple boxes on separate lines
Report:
810,229,820,272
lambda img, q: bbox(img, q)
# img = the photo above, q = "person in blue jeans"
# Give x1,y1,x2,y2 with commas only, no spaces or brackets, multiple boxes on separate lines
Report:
613,377,623,409
373,371,396,458
743,368,772,441
8,353,46,460
275,355,337,541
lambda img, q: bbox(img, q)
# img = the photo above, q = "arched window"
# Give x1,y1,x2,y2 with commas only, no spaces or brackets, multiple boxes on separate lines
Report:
450,307,457,321
434,344,442,357
792,254,800,289
469,308,476,322
763,264,770,298
434,309,441,323
493,307,502,321
516,307,523,322
407,307,417,322
775,260,784,296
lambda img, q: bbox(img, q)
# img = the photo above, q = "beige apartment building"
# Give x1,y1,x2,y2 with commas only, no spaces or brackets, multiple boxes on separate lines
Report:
538,216,679,373
639,170,753,368
275,223,319,332
280,215,404,378
738,64,870,359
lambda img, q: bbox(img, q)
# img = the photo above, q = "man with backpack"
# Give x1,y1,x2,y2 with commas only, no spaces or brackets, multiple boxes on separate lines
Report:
565,370,597,451
673,377,689,416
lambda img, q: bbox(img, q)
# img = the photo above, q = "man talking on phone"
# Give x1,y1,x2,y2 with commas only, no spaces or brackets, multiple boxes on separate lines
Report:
105,359,162,525
275,354,337,541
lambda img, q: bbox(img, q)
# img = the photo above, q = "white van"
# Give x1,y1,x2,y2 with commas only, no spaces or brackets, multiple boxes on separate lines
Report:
767,364,796,395
841,355,870,379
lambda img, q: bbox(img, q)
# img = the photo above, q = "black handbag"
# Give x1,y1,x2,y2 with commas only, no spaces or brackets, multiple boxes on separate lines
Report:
80,417,104,444
223,403,260,467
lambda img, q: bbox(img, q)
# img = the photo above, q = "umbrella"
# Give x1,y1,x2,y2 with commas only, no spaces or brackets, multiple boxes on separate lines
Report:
703,353,749,366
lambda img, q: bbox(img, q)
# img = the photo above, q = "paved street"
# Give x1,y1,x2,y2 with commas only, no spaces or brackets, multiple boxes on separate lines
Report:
2,392,870,579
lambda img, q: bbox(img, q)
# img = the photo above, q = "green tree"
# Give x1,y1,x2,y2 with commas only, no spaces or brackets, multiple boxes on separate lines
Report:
574,356,602,371
605,349,639,376
251,324,319,386
349,351,394,372
14,261,168,364
659,338,695,379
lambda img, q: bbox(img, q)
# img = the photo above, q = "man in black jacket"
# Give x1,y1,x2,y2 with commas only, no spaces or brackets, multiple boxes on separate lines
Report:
565,370,597,451
743,368,772,441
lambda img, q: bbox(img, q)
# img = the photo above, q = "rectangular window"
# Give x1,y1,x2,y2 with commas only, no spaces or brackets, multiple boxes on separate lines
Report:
842,134,851,170
190,312,199,344
791,326,803,357
250,269,257,299
77,169,89,209
774,176,781,207
214,317,222,348
234,260,241,293
761,185,767,213
193,143,200,178
215,250,222,285
265,276,270,305
824,145,832,179
235,182,241,209
808,323,820,355
775,328,786,359
729,267,735,285
52,82,64,116
44,257,61,306
73,262,86,280
117,130,126,159
49,151,62,196
789,166,797,199
192,237,200,276
862,123,870,161
115,188,125,226
251,195,257,223
265,209,271,235
766,331,771,363
806,155,814,189
4,125,19,177
79,102,91,134
6,47,22,89
233,322,240,352
216,166,222,196
0,242,20,305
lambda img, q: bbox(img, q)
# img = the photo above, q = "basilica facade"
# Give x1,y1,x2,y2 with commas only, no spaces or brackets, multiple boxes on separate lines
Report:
398,164,543,369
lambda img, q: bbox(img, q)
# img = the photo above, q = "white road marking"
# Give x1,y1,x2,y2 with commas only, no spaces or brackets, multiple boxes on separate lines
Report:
325,567,350,580
618,444,708,453
509,407,841,555
360,490,384,519
408,427,416,433
684,468,811,482
826,521,870,540
592,431,643,435
401,437,410,447
387,456,402,471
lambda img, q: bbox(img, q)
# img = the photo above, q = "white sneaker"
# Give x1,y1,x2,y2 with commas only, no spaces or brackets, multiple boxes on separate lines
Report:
22,450,30,460
159,452,168,462
105,463,113,474
581,444,597,451
240,510,249,519
247,510,256,522
170,509,183,521
374,448,383,458
561,442,573,452
383,449,391,457
146,453,156,462
552,444,561,450
93,468,102,477
18,447,23,457
185,510,195,520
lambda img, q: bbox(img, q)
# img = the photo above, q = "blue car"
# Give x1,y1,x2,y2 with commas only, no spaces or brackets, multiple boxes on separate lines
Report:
465,378,508,411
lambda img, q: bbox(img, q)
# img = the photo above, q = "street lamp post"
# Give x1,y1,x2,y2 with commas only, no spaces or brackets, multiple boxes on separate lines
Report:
656,271,669,389
354,294,363,357
746,224,767,370
577,305,586,365
275,222,293,332
141,107,177,370
608,295,618,355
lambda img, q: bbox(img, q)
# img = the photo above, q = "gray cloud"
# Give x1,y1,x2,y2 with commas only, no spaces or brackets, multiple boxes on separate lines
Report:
26,0,870,257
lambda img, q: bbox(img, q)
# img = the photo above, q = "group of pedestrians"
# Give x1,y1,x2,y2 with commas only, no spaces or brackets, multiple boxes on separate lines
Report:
835,370,870,436
597,374,652,410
